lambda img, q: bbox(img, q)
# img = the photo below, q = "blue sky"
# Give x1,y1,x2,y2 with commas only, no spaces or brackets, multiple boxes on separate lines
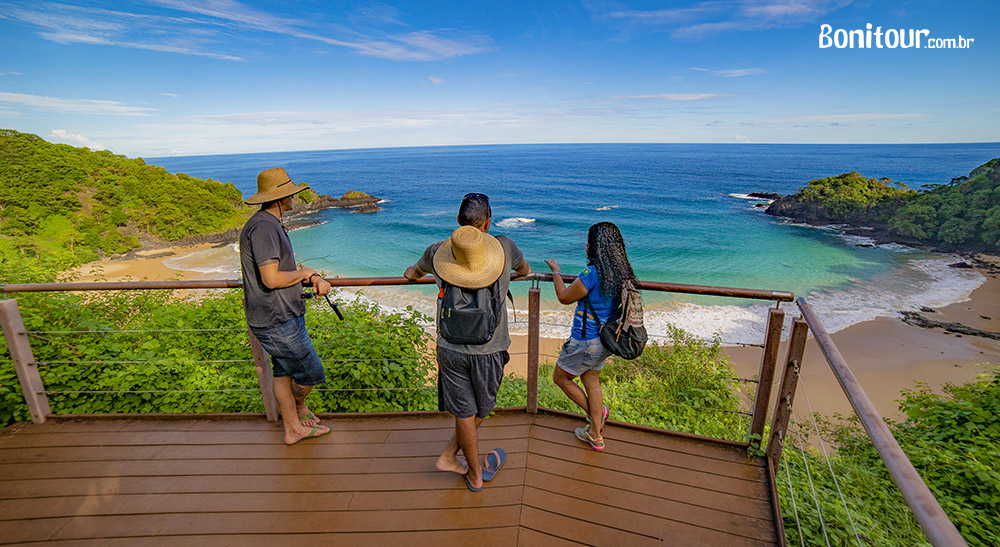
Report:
1,1,997,156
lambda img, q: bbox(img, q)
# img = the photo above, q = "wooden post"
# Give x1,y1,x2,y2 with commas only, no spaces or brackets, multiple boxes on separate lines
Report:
0,299,51,424
248,328,279,422
527,286,540,414
766,318,808,471
749,306,785,443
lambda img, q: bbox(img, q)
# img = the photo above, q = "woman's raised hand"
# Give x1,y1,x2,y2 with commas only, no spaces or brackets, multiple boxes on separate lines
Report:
544,258,559,272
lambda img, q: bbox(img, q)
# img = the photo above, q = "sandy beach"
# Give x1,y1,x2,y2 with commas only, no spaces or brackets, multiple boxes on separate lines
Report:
71,245,1000,423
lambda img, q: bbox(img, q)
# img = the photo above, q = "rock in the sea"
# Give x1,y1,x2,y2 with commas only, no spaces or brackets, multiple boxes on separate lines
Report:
947,261,974,269
292,189,381,213
749,192,781,200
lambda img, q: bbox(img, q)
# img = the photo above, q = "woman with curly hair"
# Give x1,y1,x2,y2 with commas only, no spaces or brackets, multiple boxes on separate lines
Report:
545,222,636,451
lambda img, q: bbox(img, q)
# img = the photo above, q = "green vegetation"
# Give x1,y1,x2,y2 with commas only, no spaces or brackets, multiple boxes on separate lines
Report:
0,290,434,423
798,171,914,219
889,158,1000,248
776,158,1000,252
0,129,252,283
778,369,1000,547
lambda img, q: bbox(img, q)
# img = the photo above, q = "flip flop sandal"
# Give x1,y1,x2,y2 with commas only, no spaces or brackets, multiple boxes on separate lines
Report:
463,473,483,492
290,425,331,445
299,411,319,423
482,448,507,482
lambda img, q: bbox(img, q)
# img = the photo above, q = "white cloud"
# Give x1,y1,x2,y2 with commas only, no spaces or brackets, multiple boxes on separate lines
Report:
691,67,765,77
614,93,730,101
0,71,23,76
0,91,155,115
1,0,495,62
600,0,855,38
762,112,928,124
427,76,445,85
160,92,180,99
49,129,105,149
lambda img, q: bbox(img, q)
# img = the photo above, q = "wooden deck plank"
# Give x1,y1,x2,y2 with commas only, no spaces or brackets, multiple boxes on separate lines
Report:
47,507,523,539
524,468,777,541
519,506,658,547
527,436,770,500
532,422,765,480
0,414,781,546
526,448,772,519
0,437,531,463
0,492,353,521
537,411,758,465
3,528,522,547
523,488,775,547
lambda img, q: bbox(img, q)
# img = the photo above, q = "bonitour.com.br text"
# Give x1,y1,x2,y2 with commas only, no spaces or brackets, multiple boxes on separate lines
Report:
819,24,975,49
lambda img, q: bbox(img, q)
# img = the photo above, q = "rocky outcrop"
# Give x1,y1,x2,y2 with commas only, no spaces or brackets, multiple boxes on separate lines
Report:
900,311,1000,340
293,190,381,214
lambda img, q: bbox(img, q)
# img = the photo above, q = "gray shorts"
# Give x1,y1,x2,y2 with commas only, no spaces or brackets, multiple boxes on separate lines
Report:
556,337,611,377
437,346,508,419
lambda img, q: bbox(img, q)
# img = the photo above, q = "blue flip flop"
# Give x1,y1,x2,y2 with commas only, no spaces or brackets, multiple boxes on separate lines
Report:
463,473,483,492
482,448,507,482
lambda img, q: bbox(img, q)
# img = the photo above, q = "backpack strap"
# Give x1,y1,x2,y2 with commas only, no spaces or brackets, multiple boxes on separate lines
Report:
581,295,602,338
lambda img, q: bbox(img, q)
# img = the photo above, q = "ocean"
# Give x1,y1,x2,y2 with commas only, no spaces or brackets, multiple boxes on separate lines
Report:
150,143,1000,344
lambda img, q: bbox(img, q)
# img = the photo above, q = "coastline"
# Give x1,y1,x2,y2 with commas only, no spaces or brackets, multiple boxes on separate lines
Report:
69,244,999,422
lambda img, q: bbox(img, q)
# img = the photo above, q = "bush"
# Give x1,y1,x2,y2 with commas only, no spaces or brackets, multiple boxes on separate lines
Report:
777,369,1000,547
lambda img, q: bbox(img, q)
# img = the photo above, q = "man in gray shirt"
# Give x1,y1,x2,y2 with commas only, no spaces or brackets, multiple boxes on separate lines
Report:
241,168,332,445
404,193,531,491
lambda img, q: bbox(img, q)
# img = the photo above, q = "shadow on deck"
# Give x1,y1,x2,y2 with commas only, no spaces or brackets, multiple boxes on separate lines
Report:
0,409,779,546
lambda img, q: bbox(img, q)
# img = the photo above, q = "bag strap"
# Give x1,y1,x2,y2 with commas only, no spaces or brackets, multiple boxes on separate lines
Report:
581,294,602,338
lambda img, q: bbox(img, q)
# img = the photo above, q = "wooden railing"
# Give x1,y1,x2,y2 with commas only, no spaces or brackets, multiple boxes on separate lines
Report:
0,275,966,546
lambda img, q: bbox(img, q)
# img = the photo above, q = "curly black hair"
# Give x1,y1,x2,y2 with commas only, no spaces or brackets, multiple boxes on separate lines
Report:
586,222,635,301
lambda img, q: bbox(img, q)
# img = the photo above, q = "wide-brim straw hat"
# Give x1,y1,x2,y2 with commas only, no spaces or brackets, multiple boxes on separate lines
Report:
433,226,505,289
245,168,310,205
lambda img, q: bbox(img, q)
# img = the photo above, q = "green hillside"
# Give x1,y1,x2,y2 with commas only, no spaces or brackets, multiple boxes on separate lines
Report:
768,158,1000,252
0,129,253,282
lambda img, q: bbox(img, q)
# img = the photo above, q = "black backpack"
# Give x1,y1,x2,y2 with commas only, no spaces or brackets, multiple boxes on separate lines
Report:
583,278,647,360
438,277,514,345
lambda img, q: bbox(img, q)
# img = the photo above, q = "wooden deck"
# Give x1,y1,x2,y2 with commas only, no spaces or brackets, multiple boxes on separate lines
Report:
0,410,781,546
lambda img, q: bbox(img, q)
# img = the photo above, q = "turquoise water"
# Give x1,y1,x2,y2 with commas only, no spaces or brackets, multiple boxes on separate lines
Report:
153,143,997,343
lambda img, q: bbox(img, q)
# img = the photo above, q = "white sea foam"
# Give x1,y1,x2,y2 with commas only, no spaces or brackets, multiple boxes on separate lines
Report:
496,217,536,228
835,233,878,247
163,244,241,278
288,221,327,231
417,211,451,217
595,205,620,211
728,193,773,202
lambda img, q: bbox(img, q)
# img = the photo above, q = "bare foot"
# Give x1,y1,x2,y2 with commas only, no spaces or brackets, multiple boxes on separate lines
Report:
297,405,319,427
284,424,330,445
435,453,469,475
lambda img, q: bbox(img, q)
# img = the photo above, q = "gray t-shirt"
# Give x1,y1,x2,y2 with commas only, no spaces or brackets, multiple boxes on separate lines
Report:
416,234,524,355
240,210,305,328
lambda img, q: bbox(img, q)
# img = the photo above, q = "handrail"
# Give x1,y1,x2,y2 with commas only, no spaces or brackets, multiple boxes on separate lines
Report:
796,297,967,547
2,274,794,301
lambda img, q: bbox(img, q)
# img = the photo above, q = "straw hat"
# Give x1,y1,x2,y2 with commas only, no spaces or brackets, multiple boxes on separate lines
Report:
433,226,505,289
245,168,310,205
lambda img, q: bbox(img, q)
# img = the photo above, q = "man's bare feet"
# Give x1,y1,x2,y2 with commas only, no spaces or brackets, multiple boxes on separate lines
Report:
284,424,330,445
435,453,469,475
297,406,319,427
